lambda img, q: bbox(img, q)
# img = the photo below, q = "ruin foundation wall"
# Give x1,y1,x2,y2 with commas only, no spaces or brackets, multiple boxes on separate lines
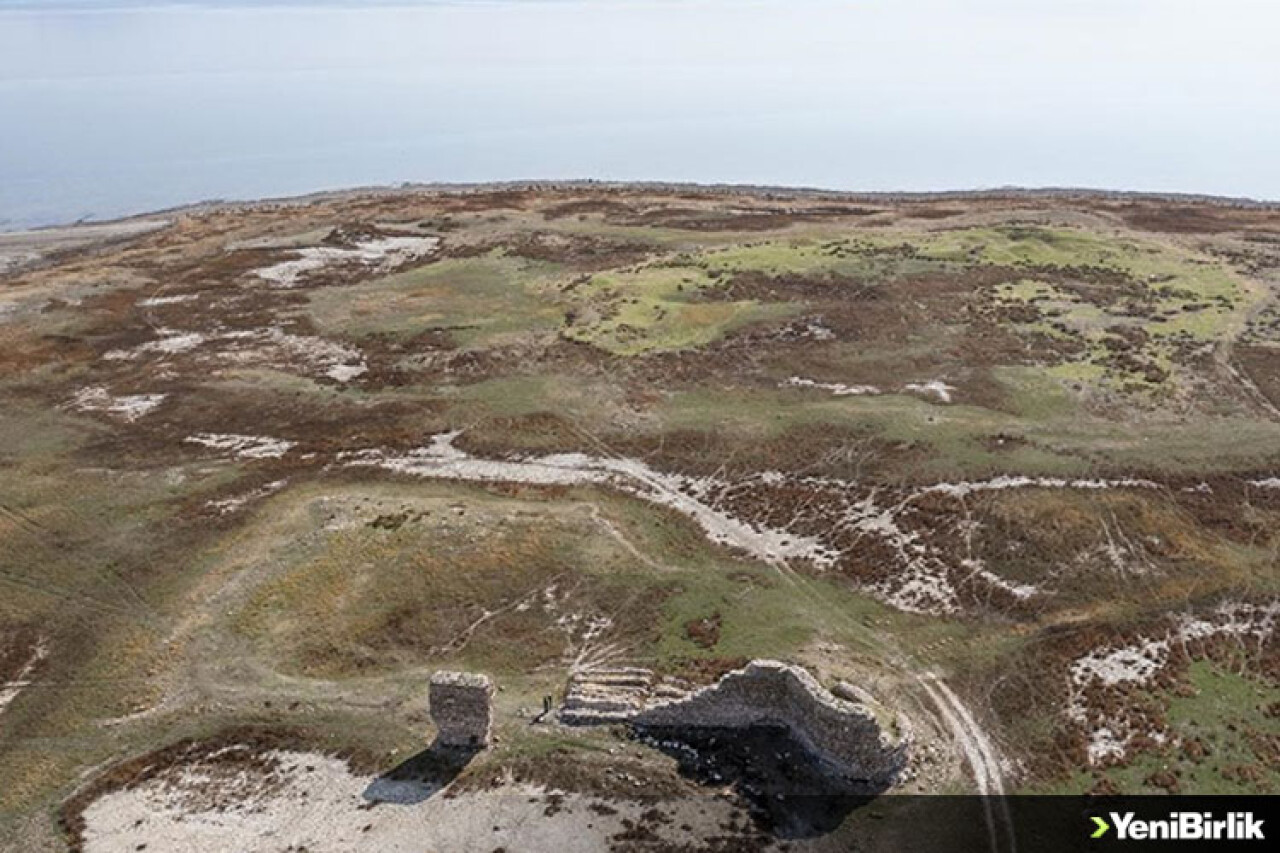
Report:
633,660,909,785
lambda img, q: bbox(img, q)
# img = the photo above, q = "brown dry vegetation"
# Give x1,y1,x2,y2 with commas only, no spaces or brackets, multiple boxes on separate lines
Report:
1,187,1278,850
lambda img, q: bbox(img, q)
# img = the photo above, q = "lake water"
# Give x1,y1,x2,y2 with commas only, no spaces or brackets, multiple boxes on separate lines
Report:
2,0,1278,229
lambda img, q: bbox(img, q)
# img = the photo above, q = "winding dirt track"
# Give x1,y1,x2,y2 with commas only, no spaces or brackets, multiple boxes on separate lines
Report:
918,673,1016,853
351,435,1022,823
128,430,1023,853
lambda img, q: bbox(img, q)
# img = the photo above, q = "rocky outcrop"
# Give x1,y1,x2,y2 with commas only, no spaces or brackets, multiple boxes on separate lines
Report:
429,671,494,748
633,660,909,785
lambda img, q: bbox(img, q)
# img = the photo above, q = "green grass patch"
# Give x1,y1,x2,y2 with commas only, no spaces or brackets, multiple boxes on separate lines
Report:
561,263,800,355
308,251,565,348
1044,662,1280,794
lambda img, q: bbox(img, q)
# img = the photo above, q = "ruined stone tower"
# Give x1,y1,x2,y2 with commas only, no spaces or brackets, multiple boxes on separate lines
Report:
429,670,495,748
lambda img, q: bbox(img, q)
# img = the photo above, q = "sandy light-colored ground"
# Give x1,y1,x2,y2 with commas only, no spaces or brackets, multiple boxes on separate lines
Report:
81,749,759,853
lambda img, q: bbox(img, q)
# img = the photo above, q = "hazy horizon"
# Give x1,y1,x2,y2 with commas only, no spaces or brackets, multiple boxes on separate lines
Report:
3,0,1278,229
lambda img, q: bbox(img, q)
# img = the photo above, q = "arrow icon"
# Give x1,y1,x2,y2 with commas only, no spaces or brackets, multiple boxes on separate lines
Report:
1091,816,1111,839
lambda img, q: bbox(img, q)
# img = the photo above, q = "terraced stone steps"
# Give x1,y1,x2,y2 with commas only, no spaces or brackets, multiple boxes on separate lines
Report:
560,667,691,725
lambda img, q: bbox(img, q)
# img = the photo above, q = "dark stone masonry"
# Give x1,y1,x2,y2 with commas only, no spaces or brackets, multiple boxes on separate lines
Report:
633,660,909,785
429,670,494,748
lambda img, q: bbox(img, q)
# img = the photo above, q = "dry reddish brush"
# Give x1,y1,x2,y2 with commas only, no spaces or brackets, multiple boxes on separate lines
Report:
3,187,1278,840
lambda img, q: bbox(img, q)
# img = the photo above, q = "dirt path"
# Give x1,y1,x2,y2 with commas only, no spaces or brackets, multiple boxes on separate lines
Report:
1220,346,1280,421
780,558,1016,852
719,533,1015,852
0,640,48,718
918,673,1015,853
584,504,679,575
103,435,1020,850
1213,261,1280,420
350,434,1023,800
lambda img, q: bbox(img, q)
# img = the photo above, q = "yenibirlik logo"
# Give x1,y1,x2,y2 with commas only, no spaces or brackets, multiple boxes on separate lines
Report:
1091,812,1265,842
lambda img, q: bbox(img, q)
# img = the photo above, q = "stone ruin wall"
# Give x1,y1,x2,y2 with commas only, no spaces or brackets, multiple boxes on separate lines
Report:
633,660,909,785
429,670,494,748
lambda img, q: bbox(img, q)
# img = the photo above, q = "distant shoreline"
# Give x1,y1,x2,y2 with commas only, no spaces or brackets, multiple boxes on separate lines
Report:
6,179,1279,237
